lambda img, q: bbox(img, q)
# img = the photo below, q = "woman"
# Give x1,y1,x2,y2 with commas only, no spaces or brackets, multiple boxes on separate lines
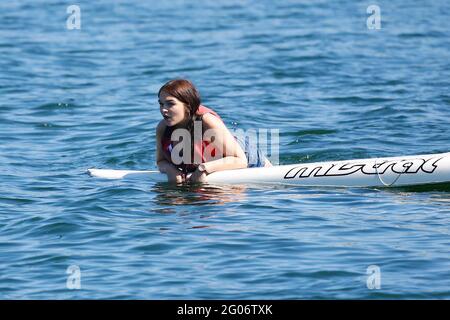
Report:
156,79,270,183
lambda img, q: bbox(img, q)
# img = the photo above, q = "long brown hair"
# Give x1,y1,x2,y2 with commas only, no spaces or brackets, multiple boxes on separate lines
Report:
158,79,202,168
158,79,201,118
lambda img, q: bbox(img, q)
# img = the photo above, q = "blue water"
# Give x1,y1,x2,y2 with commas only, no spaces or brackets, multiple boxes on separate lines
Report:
1,0,450,299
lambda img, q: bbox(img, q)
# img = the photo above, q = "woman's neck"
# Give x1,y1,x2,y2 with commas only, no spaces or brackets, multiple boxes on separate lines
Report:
173,116,191,130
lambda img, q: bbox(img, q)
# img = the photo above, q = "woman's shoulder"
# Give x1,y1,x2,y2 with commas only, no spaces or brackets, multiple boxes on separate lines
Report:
156,120,167,136
197,105,221,119
201,112,226,130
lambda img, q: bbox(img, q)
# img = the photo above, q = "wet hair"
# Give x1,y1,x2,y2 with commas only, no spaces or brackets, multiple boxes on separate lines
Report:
158,79,202,168
158,79,201,120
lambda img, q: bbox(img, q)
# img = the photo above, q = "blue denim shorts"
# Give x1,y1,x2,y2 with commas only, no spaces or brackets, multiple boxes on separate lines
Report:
235,136,267,168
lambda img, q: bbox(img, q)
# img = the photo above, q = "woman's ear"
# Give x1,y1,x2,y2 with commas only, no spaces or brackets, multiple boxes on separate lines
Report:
185,105,192,117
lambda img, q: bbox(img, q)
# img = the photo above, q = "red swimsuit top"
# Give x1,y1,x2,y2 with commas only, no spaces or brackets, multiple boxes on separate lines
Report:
161,105,222,173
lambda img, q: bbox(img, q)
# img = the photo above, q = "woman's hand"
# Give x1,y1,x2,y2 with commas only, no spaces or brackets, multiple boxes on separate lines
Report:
166,169,186,184
187,167,207,183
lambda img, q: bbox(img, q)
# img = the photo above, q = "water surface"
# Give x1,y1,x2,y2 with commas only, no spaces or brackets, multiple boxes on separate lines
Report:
1,0,449,299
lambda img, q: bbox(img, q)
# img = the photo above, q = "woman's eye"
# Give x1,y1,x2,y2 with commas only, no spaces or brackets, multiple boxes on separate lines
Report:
159,101,174,108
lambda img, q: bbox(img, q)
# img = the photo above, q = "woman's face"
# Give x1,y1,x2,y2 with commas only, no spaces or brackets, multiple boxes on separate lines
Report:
159,91,188,127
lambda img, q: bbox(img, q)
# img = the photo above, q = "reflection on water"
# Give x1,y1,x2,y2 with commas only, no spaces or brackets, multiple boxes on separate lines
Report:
376,183,450,206
428,193,450,205
151,182,248,211
395,183,450,193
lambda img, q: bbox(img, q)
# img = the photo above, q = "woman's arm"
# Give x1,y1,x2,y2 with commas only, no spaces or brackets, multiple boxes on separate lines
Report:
201,156,247,174
199,113,248,174
156,120,185,183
